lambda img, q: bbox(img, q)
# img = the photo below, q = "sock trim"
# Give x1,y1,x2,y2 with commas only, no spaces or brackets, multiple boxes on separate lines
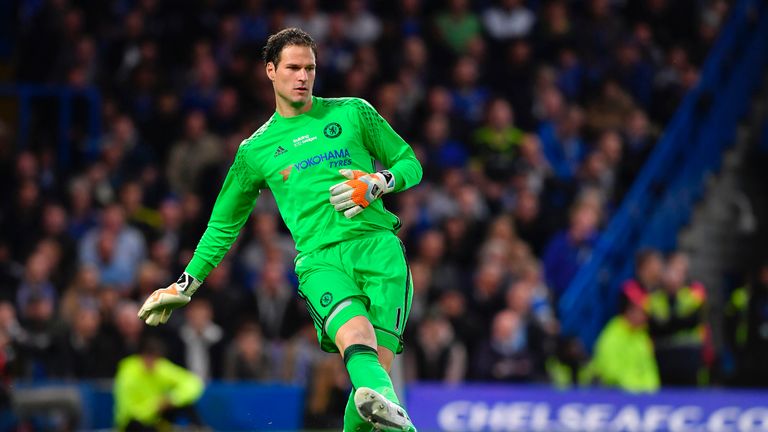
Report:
343,344,377,366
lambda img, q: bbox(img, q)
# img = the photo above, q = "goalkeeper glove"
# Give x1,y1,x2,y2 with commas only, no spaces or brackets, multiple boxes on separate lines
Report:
138,273,202,326
329,169,395,218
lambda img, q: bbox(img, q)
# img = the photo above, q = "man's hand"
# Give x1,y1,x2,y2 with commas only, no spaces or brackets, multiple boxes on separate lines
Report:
329,169,395,218
138,273,201,326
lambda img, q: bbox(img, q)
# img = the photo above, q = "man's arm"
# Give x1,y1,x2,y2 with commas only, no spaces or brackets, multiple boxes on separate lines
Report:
354,99,422,192
139,146,262,325
158,358,205,408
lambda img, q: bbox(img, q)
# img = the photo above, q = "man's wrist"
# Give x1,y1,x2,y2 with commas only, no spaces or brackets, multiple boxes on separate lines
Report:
377,170,396,194
176,272,202,296
185,256,214,281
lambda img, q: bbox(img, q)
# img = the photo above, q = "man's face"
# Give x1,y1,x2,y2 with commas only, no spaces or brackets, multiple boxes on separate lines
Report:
267,45,316,109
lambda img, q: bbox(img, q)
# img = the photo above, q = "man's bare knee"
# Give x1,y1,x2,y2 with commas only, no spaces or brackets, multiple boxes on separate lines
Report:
334,315,377,353
378,346,395,372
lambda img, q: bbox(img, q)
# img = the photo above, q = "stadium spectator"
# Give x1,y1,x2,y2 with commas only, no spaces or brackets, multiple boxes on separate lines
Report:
319,14,356,91
555,46,586,101
343,0,382,46
181,56,221,116
435,289,482,357
15,290,62,379
725,261,768,387
59,265,101,326
471,98,524,182
515,134,552,194
112,301,144,360
539,104,587,180
16,253,57,316
576,150,614,204
412,229,462,296
178,299,225,380
611,39,655,109
114,336,205,431
422,114,468,177
59,301,119,379
4,178,42,262
281,322,326,387
433,0,482,56
449,56,490,126
470,262,507,328
620,109,656,188
586,79,637,133
67,177,99,241
222,322,275,382
119,181,161,242
0,302,22,358
622,249,664,303
482,0,536,42
238,210,297,282
508,271,558,336
513,188,550,255
210,87,243,136
406,312,467,383
166,111,223,196
472,309,546,382
587,291,660,393
245,260,304,341
285,0,330,43
577,0,624,71
647,252,707,387
79,204,147,290
0,327,13,412
543,199,601,300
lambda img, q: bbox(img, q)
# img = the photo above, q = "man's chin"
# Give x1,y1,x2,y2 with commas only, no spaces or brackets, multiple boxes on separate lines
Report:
289,96,311,107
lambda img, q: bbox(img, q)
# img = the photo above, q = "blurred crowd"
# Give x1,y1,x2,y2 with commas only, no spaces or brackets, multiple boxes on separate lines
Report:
0,0,750,425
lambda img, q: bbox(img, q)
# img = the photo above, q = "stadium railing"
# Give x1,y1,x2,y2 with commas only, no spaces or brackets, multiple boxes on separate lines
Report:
0,0,11,59
6,381,305,431
0,84,101,170
558,0,768,350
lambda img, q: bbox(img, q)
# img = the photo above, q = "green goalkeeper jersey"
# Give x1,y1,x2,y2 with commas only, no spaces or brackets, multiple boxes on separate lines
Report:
185,96,423,280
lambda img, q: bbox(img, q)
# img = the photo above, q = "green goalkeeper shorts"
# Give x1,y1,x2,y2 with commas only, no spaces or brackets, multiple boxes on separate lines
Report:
295,231,413,354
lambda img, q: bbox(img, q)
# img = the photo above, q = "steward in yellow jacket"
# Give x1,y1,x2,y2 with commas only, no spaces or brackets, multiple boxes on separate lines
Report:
114,337,204,431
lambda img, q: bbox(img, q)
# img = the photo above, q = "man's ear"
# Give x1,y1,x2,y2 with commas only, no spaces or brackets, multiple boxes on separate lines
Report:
266,62,276,81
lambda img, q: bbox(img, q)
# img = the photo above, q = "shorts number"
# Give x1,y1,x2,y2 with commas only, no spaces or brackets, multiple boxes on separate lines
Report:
395,307,402,331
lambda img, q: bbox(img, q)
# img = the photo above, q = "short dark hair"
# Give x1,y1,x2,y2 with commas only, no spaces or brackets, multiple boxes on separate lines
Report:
262,28,317,66
138,334,167,357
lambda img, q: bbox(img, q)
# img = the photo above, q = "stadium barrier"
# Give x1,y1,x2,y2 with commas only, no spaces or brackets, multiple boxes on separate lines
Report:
9,382,768,431
8,381,305,431
407,384,768,432
559,0,768,350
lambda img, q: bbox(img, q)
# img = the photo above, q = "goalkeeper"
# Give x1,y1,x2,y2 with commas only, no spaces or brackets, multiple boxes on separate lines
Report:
139,28,422,432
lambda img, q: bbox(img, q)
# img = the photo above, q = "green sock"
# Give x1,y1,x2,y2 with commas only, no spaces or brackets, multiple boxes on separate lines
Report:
343,390,374,432
343,344,400,405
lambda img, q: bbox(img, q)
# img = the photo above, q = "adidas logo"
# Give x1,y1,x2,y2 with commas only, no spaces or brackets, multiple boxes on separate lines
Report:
273,146,287,157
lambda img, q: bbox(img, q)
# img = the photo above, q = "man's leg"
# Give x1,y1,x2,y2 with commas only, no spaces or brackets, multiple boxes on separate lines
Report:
334,316,401,404
340,344,396,432
295,237,414,431
341,345,396,432
347,234,414,431
327,304,412,431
